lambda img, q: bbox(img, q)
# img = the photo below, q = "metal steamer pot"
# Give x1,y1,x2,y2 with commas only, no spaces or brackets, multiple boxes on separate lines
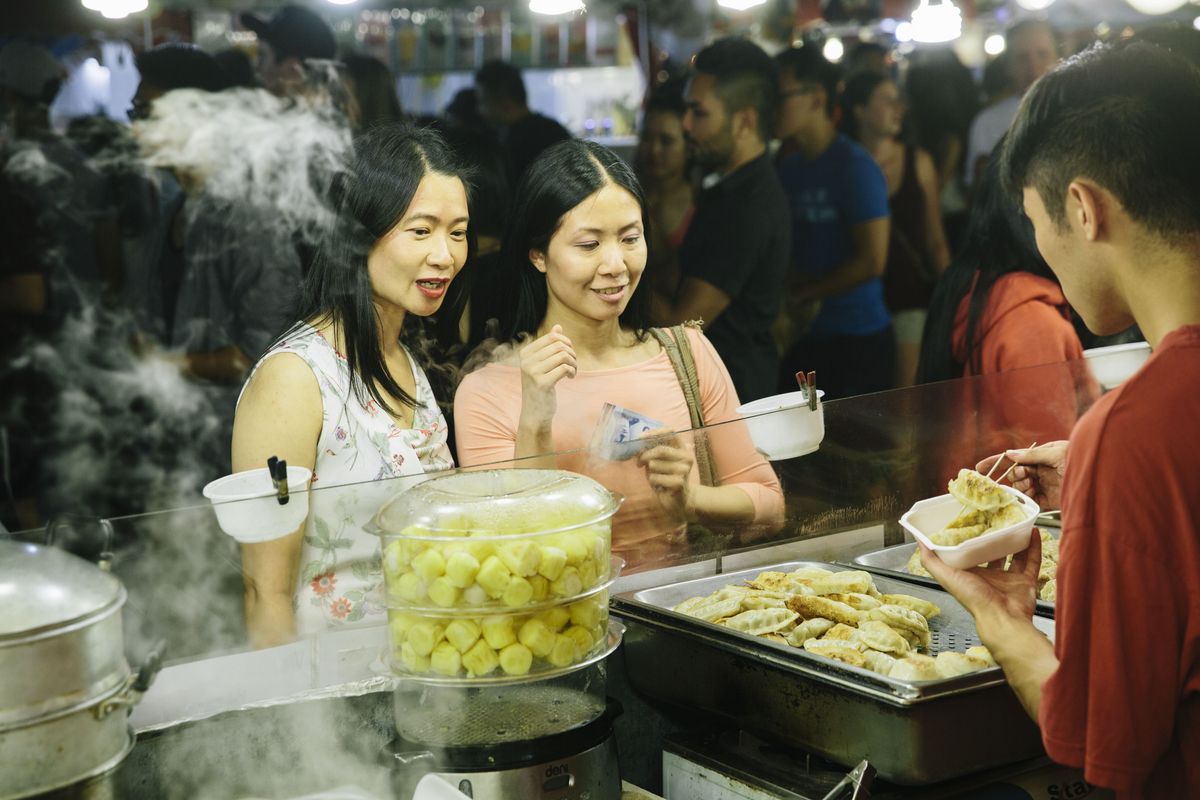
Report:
0,540,159,800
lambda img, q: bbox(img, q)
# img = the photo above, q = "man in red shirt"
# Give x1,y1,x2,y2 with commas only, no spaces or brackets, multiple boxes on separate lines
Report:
920,41,1200,798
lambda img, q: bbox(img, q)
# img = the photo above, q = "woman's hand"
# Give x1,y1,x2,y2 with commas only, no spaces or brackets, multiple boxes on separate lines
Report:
976,441,1068,511
638,428,695,525
518,325,577,426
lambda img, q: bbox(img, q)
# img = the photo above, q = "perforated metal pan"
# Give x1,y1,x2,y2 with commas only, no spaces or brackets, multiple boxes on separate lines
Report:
611,560,1053,785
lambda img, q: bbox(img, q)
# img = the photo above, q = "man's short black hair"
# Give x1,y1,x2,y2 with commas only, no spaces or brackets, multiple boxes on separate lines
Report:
693,37,779,143
1001,41,1200,244
475,60,526,106
775,45,840,117
136,44,230,93
240,5,336,63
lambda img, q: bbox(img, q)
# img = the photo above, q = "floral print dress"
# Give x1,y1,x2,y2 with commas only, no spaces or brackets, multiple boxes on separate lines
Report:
241,323,454,634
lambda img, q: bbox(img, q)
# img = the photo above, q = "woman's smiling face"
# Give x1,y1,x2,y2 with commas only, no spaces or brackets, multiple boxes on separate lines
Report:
367,171,470,317
531,182,647,324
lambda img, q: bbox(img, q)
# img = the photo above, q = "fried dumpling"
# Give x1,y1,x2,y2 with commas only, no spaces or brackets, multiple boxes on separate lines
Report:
861,650,897,676
805,570,876,597
855,620,911,655
821,592,881,611
931,523,988,546
986,502,1027,532
762,632,788,645
802,638,865,667
786,618,836,647
865,605,930,648
820,623,868,651
740,596,788,611
789,566,834,582
879,594,941,620
892,626,923,650
948,468,1014,512
905,549,933,578
944,508,989,529
1039,578,1057,602
745,572,811,595
673,596,707,614
786,595,862,627
935,651,990,678
686,596,744,622
724,608,799,636
888,653,939,681
965,645,997,667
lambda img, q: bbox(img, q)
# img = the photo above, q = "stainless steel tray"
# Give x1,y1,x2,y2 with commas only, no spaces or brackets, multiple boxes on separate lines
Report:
611,560,1053,785
843,528,1059,618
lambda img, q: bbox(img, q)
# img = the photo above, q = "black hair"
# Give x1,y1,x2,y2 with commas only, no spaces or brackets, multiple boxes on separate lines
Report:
1133,23,1200,70
214,48,256,88
848,41,888,73
136,44,230,93
905,50,978,180
694,37,779,143
645,77,688,118
838,71,888,141
475,60,526,106
917,138,1058,383
445,87,487,130
775,45,839,117
341,54,404,130
983,51,1012,98
474,139,653,345
1001,41,1200,245
282,120,474,414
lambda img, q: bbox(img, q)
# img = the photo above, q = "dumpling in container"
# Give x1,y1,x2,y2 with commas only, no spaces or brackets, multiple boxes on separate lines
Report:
1039,579,1057,602
966,645,997,667
687,596,744,622
855,621,911,655
935,651,990,678
892,627,923,650
789,566,834,582
888,653,939,681
944,508,989,529
806,570,876,597
786,595,861,627
932,523,987,547
740,596,788,611
761,632,788,645
878,594,941,620
673,596,707,614
746,572,811,595
865,604,930,636
786,618,836,647
948,469,1014,512
724,608,799,636
861,650,897,676
802,638,865,668
905,549,933,578
986,502,1027,532
821,592,881,611
820,624,867,651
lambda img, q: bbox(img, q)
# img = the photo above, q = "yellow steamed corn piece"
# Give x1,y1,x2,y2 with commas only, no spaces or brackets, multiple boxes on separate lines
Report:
430,641,462,676
427,577,461,608
394,572,427,603
462,639,499,677
547,634,576,667
518,619,555,658
444,618,482,653
411,548,446,585
400,641,431,673
536,607,571,632
550,566,583,597
407,620,445,657
498,642,533,676
476,556,512,598
497,540,541,577
536,546,568,581
481,615,517,649
444,551,480,589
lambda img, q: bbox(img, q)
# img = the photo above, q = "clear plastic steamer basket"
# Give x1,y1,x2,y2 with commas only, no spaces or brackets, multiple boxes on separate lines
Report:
365,469,623,614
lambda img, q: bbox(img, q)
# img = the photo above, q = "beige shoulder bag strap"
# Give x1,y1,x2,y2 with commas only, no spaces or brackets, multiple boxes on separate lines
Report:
648,323,720,488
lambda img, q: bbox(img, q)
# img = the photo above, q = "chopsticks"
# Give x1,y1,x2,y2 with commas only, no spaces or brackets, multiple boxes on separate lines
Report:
949,442,1037,523
795,370,819,411
267,456,290,506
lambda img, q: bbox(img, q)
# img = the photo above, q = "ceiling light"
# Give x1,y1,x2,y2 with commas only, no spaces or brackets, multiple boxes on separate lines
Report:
1195,15,1200,30
1015,0,1055,9
81,0,147,19
910,0,962,43
895,21,914,42
717,0,768,10
823,37,845,62
1126,0,1187,12
327,0,358,5
984,34,1006,55
529,0,585,13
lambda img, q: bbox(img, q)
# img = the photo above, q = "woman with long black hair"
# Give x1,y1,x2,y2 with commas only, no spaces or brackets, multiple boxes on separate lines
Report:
231,121,472,647
454,139,783,571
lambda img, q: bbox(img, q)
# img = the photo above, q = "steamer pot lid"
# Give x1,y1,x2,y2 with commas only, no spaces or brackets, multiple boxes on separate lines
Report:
0,541,123,636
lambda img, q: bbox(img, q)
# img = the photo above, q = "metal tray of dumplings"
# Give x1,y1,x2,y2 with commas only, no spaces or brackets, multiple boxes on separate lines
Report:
842,529,1059,619
611,560,1054,785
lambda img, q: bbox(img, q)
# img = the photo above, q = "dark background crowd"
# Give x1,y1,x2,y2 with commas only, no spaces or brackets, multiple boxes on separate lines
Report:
2,3,1193,535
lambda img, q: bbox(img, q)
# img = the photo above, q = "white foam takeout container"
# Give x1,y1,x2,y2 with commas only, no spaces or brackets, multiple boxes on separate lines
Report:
901,486,1041,570
202,466,312,543
736,390,825,461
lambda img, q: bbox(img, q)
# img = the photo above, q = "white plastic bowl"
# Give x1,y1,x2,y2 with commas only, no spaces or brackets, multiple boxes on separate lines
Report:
202,466,312,543
736,390,825,461
901,487,1041,570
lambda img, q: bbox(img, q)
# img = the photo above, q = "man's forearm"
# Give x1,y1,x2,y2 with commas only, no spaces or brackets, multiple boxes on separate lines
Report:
791,254,881,303
977,610,1059,722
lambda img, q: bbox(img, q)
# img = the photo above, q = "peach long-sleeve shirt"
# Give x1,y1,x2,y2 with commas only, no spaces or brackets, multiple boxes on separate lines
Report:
453,328,786,571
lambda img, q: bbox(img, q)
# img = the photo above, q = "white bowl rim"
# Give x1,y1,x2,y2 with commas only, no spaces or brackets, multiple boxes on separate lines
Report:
203,466,313,503
901,487,1041,552
737,389,826,416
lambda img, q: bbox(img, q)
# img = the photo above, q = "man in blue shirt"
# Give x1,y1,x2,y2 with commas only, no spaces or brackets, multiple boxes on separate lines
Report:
774,46,892,399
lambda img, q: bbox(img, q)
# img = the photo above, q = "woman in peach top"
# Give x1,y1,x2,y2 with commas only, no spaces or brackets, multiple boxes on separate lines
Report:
454,140,785,571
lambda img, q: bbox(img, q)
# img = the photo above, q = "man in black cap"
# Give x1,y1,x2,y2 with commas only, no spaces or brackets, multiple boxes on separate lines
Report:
240,4,336,98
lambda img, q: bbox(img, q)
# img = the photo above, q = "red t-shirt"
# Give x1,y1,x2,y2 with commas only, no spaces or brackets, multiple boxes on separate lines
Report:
1041,324,1200,797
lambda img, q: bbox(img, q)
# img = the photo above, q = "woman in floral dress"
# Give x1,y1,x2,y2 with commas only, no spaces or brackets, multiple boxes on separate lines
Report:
232,122,470,648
